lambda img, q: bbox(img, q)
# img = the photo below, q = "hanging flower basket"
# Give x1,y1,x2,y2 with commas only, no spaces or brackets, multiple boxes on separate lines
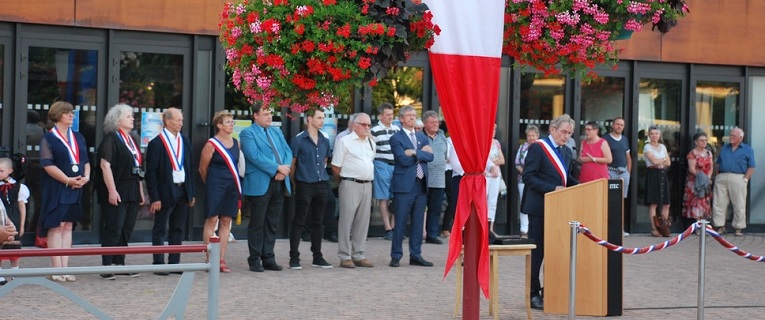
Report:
502,0,689,80
219,0,440,114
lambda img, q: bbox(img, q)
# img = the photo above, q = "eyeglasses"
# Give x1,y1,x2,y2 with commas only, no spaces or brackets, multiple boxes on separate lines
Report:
556,128,573,136
355,123,372,128
223,120,235,125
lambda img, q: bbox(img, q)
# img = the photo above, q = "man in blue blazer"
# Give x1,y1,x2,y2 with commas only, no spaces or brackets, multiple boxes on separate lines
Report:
145,108,196,273
521,114,579,310
388,106,434,267
240,103,292,272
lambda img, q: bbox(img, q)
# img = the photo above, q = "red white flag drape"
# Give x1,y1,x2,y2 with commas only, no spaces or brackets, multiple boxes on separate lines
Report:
423,0,505,298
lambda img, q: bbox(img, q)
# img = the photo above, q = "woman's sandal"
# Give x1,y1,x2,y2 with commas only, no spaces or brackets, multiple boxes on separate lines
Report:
220,260,231,273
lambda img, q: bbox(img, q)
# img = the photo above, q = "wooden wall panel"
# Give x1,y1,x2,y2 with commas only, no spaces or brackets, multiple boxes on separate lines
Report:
0,0,76,26
75,0,221,35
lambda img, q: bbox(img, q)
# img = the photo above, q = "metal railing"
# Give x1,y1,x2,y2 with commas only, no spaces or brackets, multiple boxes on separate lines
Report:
0,237,221,320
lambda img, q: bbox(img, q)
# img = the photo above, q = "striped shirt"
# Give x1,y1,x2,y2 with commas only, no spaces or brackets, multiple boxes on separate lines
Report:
371,122,400,162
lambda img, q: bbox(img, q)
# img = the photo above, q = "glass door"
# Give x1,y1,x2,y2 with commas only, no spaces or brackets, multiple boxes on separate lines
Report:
111,43,190,242
636,78,683,232
17,38,105,244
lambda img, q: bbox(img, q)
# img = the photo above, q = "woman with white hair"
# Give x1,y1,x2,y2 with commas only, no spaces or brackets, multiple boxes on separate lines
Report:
95,103,145,279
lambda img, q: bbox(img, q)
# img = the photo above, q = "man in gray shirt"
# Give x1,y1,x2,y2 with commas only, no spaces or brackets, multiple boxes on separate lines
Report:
603,117,632,236
421,111,448,244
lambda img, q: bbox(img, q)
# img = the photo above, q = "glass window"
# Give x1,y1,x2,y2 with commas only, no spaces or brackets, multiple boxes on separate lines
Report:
636,78,682,230
518,73,566,143
118,51,183,232
581,76,625,136
694,81,740,155
25,47,99,232
749,77,765,224
372,66,425,120
0,45,3,138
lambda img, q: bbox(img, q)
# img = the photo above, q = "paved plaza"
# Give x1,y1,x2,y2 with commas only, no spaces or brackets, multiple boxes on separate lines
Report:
2,230,765,319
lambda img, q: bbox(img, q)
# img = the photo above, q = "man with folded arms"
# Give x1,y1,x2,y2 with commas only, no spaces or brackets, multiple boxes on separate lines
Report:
331,113,376,269
388,106,434,268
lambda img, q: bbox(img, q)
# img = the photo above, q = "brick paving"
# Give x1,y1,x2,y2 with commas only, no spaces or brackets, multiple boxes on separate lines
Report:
2,231,765,319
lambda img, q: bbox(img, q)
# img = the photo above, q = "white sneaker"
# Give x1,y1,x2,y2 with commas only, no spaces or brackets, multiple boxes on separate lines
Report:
229,233,236,243
623,232,630,237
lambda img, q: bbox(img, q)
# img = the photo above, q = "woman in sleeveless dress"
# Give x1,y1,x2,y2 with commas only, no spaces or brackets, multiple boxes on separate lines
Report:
578,121,612,183
199,111,241,273
643,126,672,237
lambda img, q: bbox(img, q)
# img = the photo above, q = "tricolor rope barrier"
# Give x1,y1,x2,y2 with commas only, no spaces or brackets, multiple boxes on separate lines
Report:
578,221,765,262
577,222,698,254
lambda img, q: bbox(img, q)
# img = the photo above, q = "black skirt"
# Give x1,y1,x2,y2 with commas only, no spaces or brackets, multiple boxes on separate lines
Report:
644,168,670,205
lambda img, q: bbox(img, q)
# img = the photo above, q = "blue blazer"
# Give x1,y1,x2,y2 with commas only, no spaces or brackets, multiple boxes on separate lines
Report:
145,132,196,206
521,140,578,216
240,124,293,197
389,129,434,193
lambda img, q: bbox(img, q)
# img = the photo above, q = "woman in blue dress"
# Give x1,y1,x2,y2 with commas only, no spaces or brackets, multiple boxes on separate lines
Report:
39,101,91,282
199,111,241,273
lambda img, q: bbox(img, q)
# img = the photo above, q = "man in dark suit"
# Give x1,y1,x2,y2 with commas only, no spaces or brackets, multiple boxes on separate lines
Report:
388,106,434,267
521,114,579,309
240,103,292,272
145,107,196,274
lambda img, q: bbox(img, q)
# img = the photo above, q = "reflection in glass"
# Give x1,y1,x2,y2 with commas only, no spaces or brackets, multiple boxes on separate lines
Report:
581,76,625,135
518,73,565,144
25,47,99,233
371,67,424,118
636,78,682,230
694,81,739,155
118,52,183,231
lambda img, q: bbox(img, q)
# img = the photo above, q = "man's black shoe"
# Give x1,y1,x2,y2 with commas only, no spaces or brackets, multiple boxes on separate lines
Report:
249,261,265,272
170,271,183,275
425,237,443,244
153,272,170,276
263,263,283,271
389,258,400,267
531,295,544,310
410,256,434,267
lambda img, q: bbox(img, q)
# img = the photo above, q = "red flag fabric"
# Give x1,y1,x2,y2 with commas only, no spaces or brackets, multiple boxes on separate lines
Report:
423,0,505,298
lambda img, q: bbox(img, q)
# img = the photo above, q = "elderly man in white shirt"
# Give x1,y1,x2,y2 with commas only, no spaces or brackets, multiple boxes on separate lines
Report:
331,113,376,269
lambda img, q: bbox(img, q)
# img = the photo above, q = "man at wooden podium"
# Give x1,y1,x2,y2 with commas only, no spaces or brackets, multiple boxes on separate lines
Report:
521,114,579,310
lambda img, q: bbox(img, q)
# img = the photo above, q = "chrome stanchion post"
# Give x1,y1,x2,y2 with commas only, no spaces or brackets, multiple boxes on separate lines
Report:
208,236,221,320
697,220,707,320
569,221,580,320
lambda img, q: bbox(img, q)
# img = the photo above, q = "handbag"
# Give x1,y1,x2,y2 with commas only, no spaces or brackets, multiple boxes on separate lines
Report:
238,150,246,178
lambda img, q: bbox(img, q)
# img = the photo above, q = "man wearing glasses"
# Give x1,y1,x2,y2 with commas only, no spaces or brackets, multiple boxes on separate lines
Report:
521,114,579,310
331,113,376,269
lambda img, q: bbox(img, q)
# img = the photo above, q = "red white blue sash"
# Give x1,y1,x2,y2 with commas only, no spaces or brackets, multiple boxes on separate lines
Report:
50,127,80,166
117,129,142,167
208,137,242,208
159,128,184,171
536,139,567,186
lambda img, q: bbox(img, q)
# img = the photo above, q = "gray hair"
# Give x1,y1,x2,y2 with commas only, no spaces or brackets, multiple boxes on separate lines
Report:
550,114,574,130
421,110,439,123
0,157,12,169
525,124,540,135
399,105,415,117
103,103,133,133
348,113,359,124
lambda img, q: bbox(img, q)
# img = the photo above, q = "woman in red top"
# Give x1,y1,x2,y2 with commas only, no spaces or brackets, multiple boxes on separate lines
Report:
578,121,612,183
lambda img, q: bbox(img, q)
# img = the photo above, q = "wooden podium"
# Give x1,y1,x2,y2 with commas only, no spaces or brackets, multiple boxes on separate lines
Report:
543,179,623,316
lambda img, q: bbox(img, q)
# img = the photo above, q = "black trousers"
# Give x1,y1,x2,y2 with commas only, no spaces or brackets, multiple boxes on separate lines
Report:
290,181,329,260
101,201,139,266
152,184,189,265
529,213,545,298
247,180,285,266
442,173,461,233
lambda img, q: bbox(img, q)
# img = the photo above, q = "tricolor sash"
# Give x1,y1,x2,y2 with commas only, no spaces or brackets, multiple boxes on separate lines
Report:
116,129,142,167
537,138,567,186
208,137,242,209
159,128,184,171
50,127,80,167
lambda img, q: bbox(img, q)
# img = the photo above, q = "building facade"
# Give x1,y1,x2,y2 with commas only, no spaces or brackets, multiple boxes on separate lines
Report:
1,1,765,244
